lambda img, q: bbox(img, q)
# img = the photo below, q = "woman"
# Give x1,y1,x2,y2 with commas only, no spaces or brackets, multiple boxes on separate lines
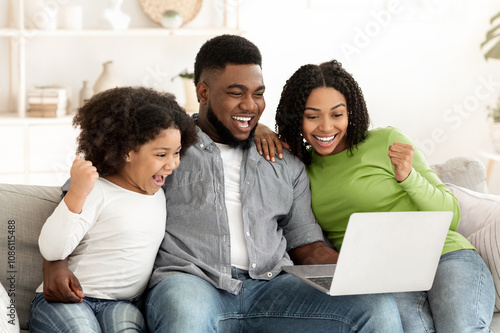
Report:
256,60,495,332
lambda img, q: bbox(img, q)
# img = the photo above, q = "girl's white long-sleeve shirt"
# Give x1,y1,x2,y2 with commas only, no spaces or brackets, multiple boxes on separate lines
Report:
36,178,166,300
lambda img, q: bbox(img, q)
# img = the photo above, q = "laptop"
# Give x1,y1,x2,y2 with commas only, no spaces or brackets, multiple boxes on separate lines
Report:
282,211,452,296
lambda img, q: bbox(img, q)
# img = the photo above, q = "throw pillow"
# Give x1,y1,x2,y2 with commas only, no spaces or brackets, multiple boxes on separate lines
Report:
431,157,488,194
446,183,500,312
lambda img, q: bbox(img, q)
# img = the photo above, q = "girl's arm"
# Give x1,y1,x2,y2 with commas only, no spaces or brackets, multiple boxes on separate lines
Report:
64,156,98,213
39,156,101,260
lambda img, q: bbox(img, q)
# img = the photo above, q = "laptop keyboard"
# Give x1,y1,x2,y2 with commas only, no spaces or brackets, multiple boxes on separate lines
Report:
306,276,332,290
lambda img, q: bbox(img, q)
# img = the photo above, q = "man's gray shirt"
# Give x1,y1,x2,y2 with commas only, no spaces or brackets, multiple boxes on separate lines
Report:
149,127,324,295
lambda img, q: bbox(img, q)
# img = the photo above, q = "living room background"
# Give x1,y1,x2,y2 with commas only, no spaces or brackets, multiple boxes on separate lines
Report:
1,0,500,192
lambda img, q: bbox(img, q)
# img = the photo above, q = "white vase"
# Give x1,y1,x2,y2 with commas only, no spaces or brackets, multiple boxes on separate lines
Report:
102,0,130,30
93,61,122,94
182,78,198,114
79,80,93,107
61,5,83,30
25,0,58,30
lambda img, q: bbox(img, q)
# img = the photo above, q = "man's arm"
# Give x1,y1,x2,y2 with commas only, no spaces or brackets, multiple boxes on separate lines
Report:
289,241,339,265
43,259,84,303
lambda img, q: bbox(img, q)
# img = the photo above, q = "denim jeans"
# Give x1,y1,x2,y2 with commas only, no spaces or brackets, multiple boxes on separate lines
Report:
145,267,403,332
29,293,145,332
393,249,495,333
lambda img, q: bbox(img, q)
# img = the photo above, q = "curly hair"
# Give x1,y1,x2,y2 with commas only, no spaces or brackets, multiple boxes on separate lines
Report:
194,34,262,85
275,60,370,165
73,86,198,175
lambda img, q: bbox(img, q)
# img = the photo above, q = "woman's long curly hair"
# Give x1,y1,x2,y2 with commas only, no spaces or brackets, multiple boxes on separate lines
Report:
73,86,198,175
275,60,369,165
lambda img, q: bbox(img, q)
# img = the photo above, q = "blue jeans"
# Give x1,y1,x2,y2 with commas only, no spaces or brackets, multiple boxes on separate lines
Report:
393,249,495,333
145,267,403,332
29,293,145,332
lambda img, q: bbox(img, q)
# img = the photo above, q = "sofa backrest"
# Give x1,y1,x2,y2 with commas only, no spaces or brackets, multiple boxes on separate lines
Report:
0,183,61,331
0,155,492,329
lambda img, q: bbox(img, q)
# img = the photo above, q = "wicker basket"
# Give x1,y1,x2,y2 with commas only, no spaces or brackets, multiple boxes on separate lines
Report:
137,0,203,26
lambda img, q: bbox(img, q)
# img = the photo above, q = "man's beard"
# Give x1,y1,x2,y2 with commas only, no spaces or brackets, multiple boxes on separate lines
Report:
207,104,256,150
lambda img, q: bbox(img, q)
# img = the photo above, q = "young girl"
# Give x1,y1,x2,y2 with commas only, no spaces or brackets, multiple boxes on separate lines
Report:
257,60,495,332
29,86,197,333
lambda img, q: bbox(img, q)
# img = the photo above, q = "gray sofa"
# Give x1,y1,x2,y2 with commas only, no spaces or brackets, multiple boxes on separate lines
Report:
1,156,500,332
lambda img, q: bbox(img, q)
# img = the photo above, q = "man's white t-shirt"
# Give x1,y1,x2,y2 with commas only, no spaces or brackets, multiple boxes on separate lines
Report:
215,143,250,270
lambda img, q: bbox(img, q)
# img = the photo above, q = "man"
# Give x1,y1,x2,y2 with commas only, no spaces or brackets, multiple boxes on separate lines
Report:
44,35,403,332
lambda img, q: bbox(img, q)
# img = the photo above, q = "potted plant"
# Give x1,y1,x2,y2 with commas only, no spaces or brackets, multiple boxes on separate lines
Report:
481,11,500,59
487,97,500,153
488,97,500,123
172,70,197,114
482,10,500,152
172,70,194,80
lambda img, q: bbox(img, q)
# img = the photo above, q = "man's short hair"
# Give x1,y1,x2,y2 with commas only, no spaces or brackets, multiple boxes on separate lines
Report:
194,34,262,85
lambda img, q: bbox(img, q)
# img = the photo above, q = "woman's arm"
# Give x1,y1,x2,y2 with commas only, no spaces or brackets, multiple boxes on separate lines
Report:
387,142,414,183
388,129,461,230
254,123,290,162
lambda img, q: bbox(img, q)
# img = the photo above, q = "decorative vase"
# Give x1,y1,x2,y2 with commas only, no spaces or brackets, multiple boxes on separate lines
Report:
61,5,83,30
93,61,122,94
79,80,93,107
489,122,500,154
102,0,130,30
182,78,198,114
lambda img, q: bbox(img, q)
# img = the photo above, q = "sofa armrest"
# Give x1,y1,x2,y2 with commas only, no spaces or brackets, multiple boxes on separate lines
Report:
0,183,62,331
431,157,500,312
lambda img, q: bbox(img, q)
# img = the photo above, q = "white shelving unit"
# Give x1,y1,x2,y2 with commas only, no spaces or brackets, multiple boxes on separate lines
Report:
0,27,241,37
2,0,242,117
0,115,79,185
0,0,241,185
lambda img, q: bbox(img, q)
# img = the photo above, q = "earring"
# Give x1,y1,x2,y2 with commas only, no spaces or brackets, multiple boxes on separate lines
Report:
125,156,130,161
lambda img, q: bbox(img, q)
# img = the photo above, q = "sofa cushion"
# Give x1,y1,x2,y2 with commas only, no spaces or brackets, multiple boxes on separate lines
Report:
446,183,500,312
0,184,61,331
431,156,488,194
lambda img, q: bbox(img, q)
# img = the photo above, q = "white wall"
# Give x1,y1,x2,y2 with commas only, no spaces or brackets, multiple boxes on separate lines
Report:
2,0,500,191
244,0,500,193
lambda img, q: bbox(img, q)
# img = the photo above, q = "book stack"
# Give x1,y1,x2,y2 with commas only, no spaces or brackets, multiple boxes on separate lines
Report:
27,88,68,117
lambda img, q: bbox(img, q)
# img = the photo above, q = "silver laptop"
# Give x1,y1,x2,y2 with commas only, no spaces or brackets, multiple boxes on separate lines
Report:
282,211,452,296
